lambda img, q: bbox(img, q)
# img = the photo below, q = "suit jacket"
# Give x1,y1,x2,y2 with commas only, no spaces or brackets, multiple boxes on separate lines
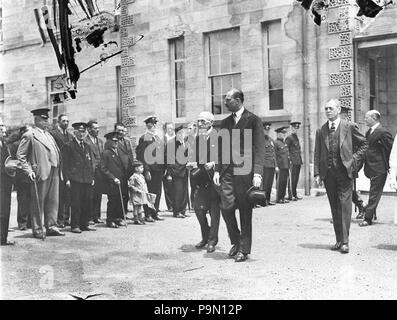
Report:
274,138,289,169
314,118,367,180
193,130,218,188
84,134,104,170
117,137,135,165
364,125,394,178
0,138,10,177
50,127,73,152
166,138,188,178
63,139,94,184
100,147,128,195
17,127,61,181
285,133,303,165
263,136,276,168
215,108,266,178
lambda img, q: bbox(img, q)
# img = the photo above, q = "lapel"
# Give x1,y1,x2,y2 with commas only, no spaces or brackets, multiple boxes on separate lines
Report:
32,128,51,151
234,109,249,130
368,125,382,144
73,139,86,157
321,123,329,150
110,148,124,171
339,119,348,148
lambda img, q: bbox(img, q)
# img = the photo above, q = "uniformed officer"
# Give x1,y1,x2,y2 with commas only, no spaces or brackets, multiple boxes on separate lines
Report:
274,126,290,204
286,121,303,201
63,122,96,233
135,116,165,222
262,122,277,206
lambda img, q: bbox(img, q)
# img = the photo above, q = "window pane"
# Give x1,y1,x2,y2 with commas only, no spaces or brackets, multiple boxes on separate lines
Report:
176,80,185,99
268,47,282,69
269,68,283,89
176,99,186,118
175,38,185,60
220,53,231,73
222,75,233,92
212,77,222,96
0,84,4,98
212,95,222,115
210,55,220,75
269,90,283,110
209,34,219,56
369,59,376,95
231,50,240,71
232,74,241,89
267,21,281,45
175,62,185,80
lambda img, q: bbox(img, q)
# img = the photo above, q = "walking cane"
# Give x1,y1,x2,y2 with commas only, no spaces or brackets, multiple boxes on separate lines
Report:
275,170,279,202
353,178,357,213
32,178,45,240
117,183,128,228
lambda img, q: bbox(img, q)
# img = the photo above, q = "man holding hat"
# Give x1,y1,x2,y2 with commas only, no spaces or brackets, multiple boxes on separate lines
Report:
136,115,164,222
286,121,303,201
262,122,277,206
17,108,65,238
63,122,96,233
100,131,128,228
274,126,290,204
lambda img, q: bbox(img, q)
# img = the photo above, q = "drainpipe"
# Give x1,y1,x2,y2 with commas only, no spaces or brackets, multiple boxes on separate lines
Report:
302,9,310,196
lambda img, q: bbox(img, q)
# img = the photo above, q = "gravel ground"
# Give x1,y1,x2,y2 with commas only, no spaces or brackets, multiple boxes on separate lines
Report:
1,192,397,300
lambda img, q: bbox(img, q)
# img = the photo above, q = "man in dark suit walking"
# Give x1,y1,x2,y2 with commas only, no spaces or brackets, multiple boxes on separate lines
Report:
63,122,96,233
262,122,277,206
286,121,303,201
274,127,290,204
359,110,394,227
314,99,367,253
50,114,73,228
213,88,266,262
85,120,105,224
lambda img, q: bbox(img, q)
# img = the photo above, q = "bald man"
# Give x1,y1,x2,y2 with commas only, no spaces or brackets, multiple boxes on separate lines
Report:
359,110,394,227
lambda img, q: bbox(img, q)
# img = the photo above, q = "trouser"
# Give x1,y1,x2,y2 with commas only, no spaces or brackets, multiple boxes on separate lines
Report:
352,189,364,208
219,167,253,254
0,173,13,244
277,169,289,201
172,174,189,216
16,180,31,228
323,166,352,244
288,164,301,198
90,171,103,221
57,179,71,225
30,167,59,235
106,183,128,223
146,169,163,216
194,187,220,246
162,174,173,210
262,167,275,202
364,172,388,222
70,182,92,229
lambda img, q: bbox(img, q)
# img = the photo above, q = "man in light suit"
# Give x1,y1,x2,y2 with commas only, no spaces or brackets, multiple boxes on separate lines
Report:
314,99,367,253
85,120,105,224
359,110,394,226
17,108,65,238
213,88,266,262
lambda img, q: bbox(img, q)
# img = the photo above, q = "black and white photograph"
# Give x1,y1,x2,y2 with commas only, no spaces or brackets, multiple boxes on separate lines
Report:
1,0,397,303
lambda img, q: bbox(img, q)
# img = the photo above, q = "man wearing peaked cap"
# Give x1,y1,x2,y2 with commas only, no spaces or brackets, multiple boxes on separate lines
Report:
274,126,290,204
63,122,96,233
144,115,158,124
286,121,303,201
262,122,277,206
100,131,129,228
16,108,65,238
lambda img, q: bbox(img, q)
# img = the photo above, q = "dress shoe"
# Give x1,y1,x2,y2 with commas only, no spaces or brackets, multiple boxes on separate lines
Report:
228,244,239,257
331,242,341,251
88,220,95,225
57,223,65,229
195,240,207,249
81,226,96,231
145,216,155,222
277,199,289,204
294,196,303,200
93,219,103,224
173,213,185,219
19,226,27,231
33,231,45,239
64,221,71,227
1,240,16,246
107,222,119,228
47,228,65,236
235,251,248,262
359,220,372,227
116,220,126,227
340,244,349,254
267,201,276,206
355,212,364,220
152,215,164,221
290,197,298,201
207,244,215,253
71,227,82,234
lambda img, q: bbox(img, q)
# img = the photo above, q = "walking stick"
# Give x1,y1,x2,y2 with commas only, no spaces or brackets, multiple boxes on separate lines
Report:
32,178,45,240
353,178,357,213
275,170,279,202
117,183,128,228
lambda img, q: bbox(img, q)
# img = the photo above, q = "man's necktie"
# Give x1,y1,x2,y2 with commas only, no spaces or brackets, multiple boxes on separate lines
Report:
330,122,335,133
232,112,237,124
80,141,85,151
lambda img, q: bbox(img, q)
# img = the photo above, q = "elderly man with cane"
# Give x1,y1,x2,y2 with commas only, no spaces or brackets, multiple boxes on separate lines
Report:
17,108,65,239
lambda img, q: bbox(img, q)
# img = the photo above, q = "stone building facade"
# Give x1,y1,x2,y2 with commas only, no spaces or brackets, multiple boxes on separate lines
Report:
1,0,397,193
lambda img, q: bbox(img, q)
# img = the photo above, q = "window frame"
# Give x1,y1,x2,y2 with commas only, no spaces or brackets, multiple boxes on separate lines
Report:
170,36,187,119
47,76,68,125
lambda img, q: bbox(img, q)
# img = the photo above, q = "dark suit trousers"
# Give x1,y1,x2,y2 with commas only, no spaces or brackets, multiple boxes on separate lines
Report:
364,173,387,222
288,165,301,198
57,179,71,224
262,167,275,201
172,175,188,216
147,169,163,213
16,181,31,228
70,182,92,229
323,167,353,244
162,175,173,210
220,168,253,254
91,185,102,221
106,183,128,223
277,169,289,201
0,173,13,244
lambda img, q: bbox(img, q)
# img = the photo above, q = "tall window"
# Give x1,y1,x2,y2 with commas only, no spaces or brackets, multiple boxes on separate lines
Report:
263,20,283,110
0,84,4,113
208,28,241,114
170,37,186,118
0,7,3,45
47,76,67,125
369,59,377,110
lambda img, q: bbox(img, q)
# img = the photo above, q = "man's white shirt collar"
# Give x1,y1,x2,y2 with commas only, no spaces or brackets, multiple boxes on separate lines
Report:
233,106,245,124
370,122,380,133
328,117,341,130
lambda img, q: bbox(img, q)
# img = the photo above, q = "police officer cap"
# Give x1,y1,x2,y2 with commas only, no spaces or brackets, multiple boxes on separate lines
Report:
290,121,301,128
174,123,186,133
72,122,87,131
264,122,271,130
144,115,158,124
31,108,50,119
104,131,119,141
275,126,288,133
